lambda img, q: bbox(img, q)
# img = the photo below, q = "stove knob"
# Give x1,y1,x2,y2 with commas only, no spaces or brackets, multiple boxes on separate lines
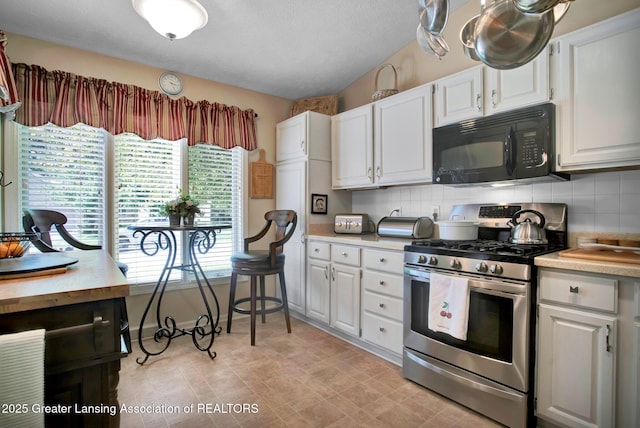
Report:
475,262,488,273
449,259,461,269
428,256,438,266
417,255,427,264
490,264,504,275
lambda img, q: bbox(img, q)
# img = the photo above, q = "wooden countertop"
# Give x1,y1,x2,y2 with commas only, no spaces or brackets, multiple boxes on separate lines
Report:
307,232,410,251
535,251,640,278
0,250,129,315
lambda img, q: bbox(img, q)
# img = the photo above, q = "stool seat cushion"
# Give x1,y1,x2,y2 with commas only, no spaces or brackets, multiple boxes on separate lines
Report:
231,250,285,265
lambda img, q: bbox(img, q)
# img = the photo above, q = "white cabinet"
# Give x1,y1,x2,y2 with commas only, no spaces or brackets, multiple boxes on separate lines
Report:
434,66,483,126
331,104,373,189
330,244,361,337
553,9,640,171
276,161,306,314
276,112,351,315
537,269,618,428
306,241,331,324
331,84,433,189
276,111,331,163
361,248,404,355
485,50,550,115
374,84,433,186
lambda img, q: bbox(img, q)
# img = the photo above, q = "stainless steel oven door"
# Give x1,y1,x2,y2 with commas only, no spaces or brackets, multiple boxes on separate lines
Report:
403,265,530,392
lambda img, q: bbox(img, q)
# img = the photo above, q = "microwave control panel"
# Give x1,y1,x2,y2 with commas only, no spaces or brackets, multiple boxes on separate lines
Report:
521,131,541,166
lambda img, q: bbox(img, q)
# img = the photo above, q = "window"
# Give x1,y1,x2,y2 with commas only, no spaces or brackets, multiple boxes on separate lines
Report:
16,122,244,287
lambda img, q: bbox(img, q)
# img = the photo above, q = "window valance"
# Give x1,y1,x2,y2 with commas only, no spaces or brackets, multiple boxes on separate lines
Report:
10,62,257,150
0,31,20,113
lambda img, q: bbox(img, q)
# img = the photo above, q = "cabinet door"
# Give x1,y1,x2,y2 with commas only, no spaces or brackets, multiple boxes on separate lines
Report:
306,259,330,324
374,84,433,186
276,161,306,313
537,304,615,428
330,264,360,337
485,52,550,115
331,105,374,189
554,9,640,170
434,66,483,127
276,113,307,162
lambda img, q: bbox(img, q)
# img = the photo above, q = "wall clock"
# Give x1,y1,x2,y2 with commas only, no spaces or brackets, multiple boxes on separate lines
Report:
158,71,183,96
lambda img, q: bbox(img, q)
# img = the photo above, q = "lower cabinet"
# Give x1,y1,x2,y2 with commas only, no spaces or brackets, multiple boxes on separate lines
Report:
0,297,128,428
536,267,639,428
306,238,404,360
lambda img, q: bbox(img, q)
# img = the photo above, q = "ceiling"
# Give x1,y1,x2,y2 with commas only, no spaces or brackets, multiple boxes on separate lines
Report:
0,0,468,100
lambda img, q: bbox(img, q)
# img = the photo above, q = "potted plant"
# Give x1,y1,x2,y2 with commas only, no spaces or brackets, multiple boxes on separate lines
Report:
160,198,181,225
161,189,201,226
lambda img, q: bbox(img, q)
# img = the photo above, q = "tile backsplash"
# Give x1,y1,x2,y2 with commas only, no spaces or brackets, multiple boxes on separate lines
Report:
351,169,640,234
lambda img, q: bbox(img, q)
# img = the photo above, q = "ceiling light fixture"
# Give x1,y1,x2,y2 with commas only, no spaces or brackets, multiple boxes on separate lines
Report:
132,0,208,41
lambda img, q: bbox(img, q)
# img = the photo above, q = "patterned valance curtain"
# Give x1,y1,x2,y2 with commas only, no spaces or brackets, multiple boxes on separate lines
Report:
0,31,21,114
10,63,257,150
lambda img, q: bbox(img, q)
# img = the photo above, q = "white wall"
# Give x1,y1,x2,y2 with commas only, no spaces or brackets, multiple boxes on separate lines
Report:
352,169,640,234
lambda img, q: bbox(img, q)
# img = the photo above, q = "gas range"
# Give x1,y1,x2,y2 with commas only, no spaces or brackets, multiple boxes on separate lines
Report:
404,203,568,281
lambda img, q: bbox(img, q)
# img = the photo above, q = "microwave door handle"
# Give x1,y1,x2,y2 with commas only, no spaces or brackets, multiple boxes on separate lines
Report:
504,127,516,176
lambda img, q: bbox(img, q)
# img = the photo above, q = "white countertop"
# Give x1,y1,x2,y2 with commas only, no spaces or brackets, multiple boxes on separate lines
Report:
307,232,411,251
535,251,640,278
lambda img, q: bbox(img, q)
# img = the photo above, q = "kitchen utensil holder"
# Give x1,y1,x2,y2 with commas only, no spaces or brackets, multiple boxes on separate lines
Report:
372,64,399,101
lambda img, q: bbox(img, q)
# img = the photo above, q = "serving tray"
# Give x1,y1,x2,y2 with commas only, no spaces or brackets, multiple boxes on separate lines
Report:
0,254,79,279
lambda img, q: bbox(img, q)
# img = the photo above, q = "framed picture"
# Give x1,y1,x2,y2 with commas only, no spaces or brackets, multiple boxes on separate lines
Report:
311,193,328,215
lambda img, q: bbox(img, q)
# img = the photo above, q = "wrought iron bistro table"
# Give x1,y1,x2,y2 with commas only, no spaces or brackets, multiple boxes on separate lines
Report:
127,223,231,365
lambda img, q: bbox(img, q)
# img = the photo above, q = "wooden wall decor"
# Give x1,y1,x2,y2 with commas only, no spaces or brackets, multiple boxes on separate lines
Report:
250,149,274,199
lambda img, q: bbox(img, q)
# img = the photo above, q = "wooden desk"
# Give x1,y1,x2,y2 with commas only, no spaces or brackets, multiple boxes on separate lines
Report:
0,250,129,428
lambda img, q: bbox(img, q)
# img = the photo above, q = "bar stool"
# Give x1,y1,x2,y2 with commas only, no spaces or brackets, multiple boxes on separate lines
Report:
227,210,297,345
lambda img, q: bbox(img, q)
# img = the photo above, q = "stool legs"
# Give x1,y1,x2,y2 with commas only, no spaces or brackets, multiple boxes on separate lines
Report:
227,272,238,333
278,271,292,334
250,276,257,346
260,275,266,324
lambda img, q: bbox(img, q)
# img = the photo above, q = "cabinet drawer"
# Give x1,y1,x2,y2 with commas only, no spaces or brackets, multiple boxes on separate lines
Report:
362,270,403,298
362,312,403,354
363,290,403,321
0,299,122,370
539,269,617,313
363,248,403,274
331,244,360,267
308,241,330,261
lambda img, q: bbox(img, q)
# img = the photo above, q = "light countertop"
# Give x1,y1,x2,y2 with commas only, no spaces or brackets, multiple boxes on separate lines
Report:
307,232,411,251
0,250,129,314
535,251,640,278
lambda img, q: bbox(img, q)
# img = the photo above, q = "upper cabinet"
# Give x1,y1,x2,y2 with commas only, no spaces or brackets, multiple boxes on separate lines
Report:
434,54,551,127
374,84,433,186
434,66,483,127
331,104,374,188
276,111,331,163
332,84,433,189
553,8,640,171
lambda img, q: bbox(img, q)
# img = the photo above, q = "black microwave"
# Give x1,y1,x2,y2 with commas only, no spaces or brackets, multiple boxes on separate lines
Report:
432,103,568,185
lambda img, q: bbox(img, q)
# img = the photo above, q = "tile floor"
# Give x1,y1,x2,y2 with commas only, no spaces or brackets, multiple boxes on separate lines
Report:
119,314,502,428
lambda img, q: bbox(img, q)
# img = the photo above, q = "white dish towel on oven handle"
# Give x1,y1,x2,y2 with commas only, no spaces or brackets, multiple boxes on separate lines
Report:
428,272,470,341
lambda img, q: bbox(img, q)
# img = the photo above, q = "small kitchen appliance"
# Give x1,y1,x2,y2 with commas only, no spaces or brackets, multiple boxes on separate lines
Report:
433,103,569,185
334,214,374,234
403,202,567,428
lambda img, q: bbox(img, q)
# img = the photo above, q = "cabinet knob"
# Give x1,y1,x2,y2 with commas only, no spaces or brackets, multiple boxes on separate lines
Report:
379,280,385,286
379,303,385,309
314,248,319,252
341,252,347,257
379,257,385,262
379,327,386,333
569,286,579,294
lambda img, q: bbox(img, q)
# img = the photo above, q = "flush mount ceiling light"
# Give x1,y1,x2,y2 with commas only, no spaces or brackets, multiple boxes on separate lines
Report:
132,0,208,40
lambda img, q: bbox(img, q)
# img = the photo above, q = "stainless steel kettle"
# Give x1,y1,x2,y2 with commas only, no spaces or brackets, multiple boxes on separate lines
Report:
508,209,548,244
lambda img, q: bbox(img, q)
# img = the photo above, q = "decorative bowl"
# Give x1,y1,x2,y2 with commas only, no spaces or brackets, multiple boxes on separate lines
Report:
0,232,38,258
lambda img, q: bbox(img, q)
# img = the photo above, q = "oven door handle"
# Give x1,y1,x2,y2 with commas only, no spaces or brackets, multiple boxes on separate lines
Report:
405,270,527,296
405,350,524,402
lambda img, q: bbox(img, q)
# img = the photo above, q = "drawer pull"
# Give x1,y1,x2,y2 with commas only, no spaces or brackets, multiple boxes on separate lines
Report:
46,313,111,350
324,266,329,279
379,257,385,262
569,286,579,294
379,303,385,309
331,267,335,281
605,324,611,352
379,327,385,333
341,252,347,257
379,280,385,286
314,248,319,252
